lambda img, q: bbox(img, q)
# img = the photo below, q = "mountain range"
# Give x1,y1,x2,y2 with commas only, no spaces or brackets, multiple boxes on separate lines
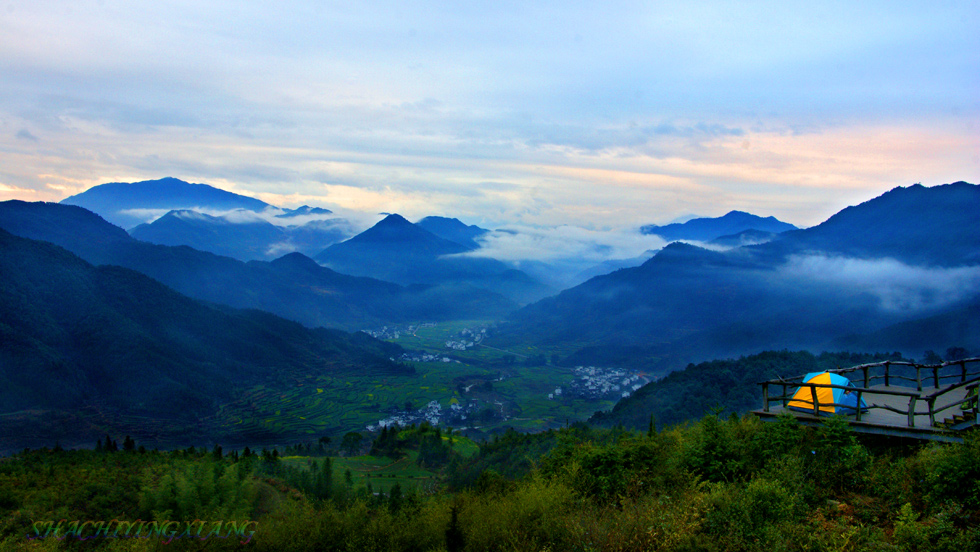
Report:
502,182,980,371
57,178,551,303
130,208,350,261
641,210,797,242
0,201,517,330
316,214,552,304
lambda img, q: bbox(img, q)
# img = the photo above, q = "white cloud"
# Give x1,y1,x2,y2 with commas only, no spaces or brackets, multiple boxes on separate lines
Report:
462,225,667,263
780,255,980,313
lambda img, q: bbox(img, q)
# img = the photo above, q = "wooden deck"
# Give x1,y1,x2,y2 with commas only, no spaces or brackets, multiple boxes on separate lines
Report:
752,359,980,443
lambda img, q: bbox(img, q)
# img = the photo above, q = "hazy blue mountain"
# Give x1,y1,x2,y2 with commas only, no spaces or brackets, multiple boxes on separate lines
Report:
129,209,349,261
130,210,288,261
831,299,980,355
0,201,517,329
317,214,551,304
275,218,352,257
276,205,333,218
570,250,659,286
641,210,797,241
0,227,406,448
499,182,980,372
709,229,780,248
768,181,980,266
416,216,489,250
60,177,270,228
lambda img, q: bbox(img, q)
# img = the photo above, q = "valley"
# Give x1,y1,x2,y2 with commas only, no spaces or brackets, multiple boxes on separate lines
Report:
2,179,979,455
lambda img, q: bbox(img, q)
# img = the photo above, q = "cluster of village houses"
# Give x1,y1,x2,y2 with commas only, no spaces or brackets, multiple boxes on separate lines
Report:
549,366,650,401
445,327,489,350
367,398,491,432
395,352,459,364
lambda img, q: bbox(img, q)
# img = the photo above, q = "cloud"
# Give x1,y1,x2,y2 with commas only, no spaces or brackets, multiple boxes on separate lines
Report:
265,241,299,257
0,2,975,229
462,225,667,264
780,254,980,313
15,129,38,141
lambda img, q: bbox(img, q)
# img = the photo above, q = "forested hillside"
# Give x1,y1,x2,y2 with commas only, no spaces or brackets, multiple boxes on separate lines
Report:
2,415,977,551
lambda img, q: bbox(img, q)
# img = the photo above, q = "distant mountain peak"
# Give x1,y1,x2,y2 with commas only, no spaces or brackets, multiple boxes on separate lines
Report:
268,251,323,271
60,177,270,229
376,213,413,227
275,205,333,218
416,216,488,250
641,211,797,242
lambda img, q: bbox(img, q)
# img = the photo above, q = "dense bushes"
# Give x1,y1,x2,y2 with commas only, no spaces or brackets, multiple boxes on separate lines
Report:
1,418,979,551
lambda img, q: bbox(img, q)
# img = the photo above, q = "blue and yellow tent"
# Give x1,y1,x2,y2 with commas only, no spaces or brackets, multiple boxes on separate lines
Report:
787,372,868,416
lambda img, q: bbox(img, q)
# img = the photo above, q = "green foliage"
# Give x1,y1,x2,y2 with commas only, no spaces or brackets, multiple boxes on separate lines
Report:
3,415,980,551
683,414,765,483
921,432,980,508
811,416,871,494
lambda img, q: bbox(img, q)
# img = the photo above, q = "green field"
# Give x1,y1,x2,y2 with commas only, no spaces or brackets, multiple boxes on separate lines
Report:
212,321,625,444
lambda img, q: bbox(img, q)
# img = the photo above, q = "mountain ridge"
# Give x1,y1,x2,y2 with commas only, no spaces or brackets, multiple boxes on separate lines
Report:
0,227,406,448
500,182,980,371
61,177,270,229
641,210,797,241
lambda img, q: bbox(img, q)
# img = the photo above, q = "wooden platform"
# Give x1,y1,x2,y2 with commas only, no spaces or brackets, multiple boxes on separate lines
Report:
752,359,980,443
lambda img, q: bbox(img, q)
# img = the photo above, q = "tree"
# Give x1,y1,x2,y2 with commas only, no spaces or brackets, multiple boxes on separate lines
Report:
945,347,971,362
388,482,402,511
446,504,465,552
313,457,332,500
123,435,135,452
341,432,364,456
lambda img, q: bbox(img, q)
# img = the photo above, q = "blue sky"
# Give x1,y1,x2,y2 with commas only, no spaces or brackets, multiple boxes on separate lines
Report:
0,1,977,229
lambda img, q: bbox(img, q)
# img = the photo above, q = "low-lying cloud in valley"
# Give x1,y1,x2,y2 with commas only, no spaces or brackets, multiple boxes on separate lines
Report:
464,225,667,264
780,254,980,313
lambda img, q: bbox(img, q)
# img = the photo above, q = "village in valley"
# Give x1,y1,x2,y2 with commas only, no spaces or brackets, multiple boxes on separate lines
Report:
551,366,651,401
358,321,654,437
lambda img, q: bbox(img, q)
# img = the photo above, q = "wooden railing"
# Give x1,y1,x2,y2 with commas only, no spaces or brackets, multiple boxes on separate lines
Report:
758,358,980,429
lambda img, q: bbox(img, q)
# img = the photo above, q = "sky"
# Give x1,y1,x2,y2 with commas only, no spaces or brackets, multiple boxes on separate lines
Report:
0,0,977,230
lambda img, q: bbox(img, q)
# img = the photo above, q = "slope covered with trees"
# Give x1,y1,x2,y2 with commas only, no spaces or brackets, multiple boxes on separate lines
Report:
2,416,978,551
0,228,407,449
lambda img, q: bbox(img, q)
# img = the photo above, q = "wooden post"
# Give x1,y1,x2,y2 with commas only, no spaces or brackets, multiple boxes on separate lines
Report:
763,383,770,412
855,390,863,422
908,396,917,427
810,384,820,416
927,397,936,427
885,363,890,387
782,383,789,407
933,366,940,389
916,366,922,392
973,385,979,419
862,367,869,388
961,361,967,383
